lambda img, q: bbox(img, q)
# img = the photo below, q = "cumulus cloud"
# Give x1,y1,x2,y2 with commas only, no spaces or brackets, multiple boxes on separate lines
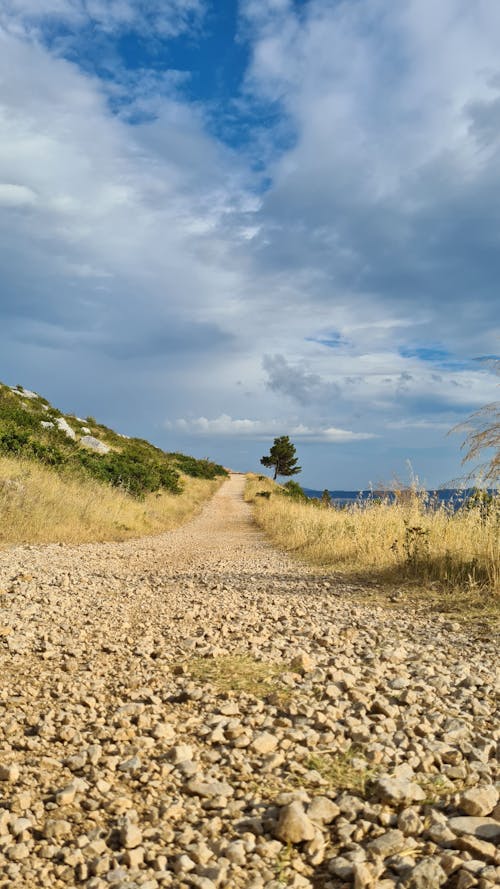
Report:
166,414,376,441
0,0,205,39
0,183,37,207
1,0,499,487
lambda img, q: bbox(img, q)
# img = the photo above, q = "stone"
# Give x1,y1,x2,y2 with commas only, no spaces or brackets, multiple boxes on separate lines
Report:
275,801,316,844
459,786,499,817
290,651,316,673
367,829,406,859
448,817,500,844
251,732,278,755
376,775,426,805
398,808,423,836
186,777,233,798
119,822,142,849
307,796,340,825
55,417,76,439
353,861,375,888
0,763,19,783
80,436,110,455
403,858,447,888
455,834,499,863
123,847,144,867
168,745,193,764
225,840,246,865
43,819,72,840
454,872,477,889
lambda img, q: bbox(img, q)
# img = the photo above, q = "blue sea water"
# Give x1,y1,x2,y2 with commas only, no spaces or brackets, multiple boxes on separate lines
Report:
303,488,491,509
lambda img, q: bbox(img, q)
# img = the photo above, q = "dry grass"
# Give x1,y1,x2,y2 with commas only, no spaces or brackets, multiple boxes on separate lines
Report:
180,654,289,700
302,750,375,797
246,475,500,616
0,456,222,546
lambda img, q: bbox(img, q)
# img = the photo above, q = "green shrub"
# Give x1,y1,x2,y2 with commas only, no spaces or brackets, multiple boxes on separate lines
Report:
169,453,228,479
281,480,308,501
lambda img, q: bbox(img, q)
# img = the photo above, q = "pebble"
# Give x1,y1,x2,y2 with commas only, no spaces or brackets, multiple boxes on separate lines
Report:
0,474,497,889
275,802,316,843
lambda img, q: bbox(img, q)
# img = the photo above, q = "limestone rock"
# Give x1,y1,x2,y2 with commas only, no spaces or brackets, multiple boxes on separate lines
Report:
307,796,340,825
119,822,143,849
290,651,316,673
459,786,499,817
376,774,426,805
55,417,76,439
0,763,19,783
80,435,110,454
448,817,500,844
251,732,278,755
275,801,316,844
403,858,447,888
367,829,406,858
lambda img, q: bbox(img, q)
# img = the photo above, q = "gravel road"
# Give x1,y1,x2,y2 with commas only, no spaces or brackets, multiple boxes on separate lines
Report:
0,474,498,889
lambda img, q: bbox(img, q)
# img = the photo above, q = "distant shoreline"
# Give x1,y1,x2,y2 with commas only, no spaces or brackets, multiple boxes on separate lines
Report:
303,487,495,505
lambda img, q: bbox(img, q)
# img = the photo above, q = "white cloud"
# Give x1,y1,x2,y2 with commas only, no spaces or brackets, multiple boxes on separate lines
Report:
0,0,205,38
0,183,37,207
165,414,376,442
0,0,499,489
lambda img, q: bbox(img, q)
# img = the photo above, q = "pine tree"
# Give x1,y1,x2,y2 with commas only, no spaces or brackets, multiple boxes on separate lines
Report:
260,435,301,480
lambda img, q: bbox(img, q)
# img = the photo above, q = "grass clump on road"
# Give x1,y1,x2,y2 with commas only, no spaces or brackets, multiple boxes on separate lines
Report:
181,655,288,699
303,750,375,798
245,475,500,616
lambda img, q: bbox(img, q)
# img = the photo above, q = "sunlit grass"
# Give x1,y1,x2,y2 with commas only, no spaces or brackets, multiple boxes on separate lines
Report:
180,654,289,700
0,455,222,546
246,475,500,615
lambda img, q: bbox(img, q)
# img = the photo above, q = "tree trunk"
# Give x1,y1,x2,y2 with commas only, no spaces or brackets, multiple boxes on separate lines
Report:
273,466,278,480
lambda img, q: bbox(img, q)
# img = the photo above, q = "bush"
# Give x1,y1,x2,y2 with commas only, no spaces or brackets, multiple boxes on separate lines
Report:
169,453,228,479
282,480,308,501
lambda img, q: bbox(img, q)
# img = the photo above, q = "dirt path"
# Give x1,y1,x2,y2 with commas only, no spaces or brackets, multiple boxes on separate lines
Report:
0,475,498,889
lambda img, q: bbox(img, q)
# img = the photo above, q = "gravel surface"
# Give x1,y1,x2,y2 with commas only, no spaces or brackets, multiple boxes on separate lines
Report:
0,474,498,888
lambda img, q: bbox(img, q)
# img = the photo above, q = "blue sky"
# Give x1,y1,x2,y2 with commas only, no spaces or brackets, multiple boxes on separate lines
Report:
0,0,499,488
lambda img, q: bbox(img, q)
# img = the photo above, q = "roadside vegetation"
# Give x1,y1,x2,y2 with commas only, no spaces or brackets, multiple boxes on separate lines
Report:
0,382,227,545
0,457,223,545
245,475,500,618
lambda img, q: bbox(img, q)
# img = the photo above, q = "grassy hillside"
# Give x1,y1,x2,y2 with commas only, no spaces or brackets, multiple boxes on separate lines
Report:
0,383,227,545
245,474,499,620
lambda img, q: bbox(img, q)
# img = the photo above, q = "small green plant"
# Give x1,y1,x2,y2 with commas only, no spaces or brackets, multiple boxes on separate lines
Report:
304,749,375,797
282,480,308,501
181,655,289,700
321,488,332,507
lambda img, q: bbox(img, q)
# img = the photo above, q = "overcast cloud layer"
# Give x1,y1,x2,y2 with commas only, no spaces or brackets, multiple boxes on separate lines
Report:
1,0,498,487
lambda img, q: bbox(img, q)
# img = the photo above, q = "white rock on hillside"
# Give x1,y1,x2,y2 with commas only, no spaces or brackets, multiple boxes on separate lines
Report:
80,435,110,454
10,386,38,399
55,417,76,440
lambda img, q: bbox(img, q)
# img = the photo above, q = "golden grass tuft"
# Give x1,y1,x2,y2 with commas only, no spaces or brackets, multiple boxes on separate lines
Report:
180,654,288,699
246,475,500,615
302,750,375,797
0,456,222,546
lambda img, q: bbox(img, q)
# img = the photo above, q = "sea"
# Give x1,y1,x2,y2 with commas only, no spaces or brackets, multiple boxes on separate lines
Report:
303,488,493,510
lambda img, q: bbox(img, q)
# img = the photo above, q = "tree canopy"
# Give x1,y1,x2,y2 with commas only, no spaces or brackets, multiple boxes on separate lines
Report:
260,435,301,480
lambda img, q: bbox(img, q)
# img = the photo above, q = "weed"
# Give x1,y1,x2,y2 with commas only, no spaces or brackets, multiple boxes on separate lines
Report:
180,655,289,700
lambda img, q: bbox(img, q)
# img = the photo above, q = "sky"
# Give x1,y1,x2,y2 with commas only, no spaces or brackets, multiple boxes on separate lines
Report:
0,0,499,489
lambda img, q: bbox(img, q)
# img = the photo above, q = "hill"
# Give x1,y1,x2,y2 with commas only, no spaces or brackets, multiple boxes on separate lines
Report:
0,382,226,497
0,382,227,545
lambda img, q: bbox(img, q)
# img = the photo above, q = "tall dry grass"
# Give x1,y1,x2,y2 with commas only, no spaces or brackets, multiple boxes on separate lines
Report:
0,456,222,546
245,475,500,600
